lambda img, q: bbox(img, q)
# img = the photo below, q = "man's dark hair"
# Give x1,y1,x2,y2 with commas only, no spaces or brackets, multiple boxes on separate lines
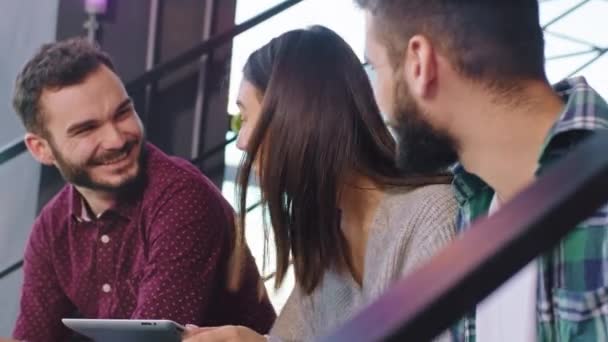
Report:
13,37,115,133
356,0,547,90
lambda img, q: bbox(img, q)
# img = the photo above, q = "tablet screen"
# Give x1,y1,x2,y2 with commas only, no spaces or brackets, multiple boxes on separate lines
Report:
62,318,184,342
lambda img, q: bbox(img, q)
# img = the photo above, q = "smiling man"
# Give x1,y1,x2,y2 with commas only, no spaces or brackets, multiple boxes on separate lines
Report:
9,38,275,342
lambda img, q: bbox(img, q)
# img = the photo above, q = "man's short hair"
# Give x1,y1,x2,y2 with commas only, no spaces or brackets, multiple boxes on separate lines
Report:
13,37,115,134
357,0,546,90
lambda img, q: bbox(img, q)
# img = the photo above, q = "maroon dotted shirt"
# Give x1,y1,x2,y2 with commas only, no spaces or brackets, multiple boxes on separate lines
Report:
13,143,275,341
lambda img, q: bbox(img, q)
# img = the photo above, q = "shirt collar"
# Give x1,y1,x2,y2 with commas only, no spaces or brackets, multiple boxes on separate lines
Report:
452,77,608,205
541,76,608,154
69,185,139,222
451,163,490,206
68,185,84,221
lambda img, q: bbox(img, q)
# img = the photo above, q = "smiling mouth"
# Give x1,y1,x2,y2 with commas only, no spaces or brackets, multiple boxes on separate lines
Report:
101,150,129,165
94,142,137,167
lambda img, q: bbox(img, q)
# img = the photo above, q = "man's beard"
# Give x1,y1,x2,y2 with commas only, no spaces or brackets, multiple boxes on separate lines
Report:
392,77,459,174
50,138,144,193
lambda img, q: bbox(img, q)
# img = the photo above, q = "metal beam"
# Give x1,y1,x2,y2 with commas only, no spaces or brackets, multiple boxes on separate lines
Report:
542,0,591,31
567,48,608,78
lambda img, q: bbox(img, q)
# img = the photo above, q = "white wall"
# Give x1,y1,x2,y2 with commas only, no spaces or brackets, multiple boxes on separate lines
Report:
0,0,59,335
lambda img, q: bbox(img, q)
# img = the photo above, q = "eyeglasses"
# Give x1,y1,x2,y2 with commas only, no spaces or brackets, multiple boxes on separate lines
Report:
231,113,242,134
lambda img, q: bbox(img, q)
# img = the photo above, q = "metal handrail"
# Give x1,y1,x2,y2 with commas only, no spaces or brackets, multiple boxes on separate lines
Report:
191,135,237,166
0,260,24,280
322,131,608,341
0,138,26,166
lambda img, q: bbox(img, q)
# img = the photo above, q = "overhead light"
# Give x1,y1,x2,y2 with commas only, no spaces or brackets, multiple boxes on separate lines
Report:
85,0,108,15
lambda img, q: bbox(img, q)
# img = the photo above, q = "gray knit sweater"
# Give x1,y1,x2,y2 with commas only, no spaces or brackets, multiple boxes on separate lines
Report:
270,184,458,341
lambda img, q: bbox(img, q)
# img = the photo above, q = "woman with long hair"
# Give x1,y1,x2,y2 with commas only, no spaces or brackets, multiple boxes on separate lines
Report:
185,25,457,342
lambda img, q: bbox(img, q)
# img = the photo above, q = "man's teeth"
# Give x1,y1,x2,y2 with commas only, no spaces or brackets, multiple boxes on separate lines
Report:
102,151,128,165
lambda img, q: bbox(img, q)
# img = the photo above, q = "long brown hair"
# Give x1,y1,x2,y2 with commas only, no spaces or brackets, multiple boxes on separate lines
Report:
236,26,449,294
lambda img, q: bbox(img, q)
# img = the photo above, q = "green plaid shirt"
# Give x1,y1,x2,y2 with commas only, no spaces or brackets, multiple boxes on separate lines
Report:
450,77,608,341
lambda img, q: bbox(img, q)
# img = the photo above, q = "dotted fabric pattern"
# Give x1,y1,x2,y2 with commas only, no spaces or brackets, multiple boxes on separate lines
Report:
13,143,276,341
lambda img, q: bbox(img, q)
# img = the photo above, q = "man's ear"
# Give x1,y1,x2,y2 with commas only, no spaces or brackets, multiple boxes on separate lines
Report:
404,34,438,99
24,132,55,166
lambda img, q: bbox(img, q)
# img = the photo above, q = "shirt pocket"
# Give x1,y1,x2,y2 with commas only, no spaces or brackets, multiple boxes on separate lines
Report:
553,286,608,341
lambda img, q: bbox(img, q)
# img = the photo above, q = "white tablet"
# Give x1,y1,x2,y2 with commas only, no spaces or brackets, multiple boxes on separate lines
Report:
62,318,185,342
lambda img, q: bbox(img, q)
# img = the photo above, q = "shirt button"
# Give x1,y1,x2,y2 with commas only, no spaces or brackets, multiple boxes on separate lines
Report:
100,235,110,244
102,283,112,293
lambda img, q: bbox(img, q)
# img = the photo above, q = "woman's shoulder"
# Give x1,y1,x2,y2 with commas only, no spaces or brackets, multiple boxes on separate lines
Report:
383,183,458,217
369,184,458,282
375,183,458,247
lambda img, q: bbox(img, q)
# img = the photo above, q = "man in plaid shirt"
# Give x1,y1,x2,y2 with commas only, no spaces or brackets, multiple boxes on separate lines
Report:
357,0,608,340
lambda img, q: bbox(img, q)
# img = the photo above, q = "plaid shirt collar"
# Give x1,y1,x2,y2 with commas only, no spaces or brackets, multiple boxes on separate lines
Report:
453,76,608,210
